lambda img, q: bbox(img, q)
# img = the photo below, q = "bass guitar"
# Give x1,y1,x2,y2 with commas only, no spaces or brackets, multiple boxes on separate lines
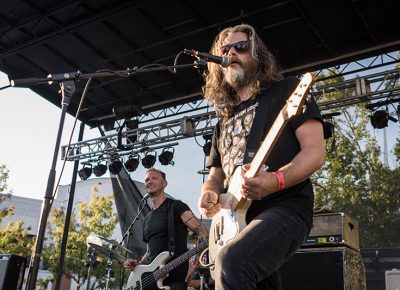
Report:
126,239,208,290
208,73,315,279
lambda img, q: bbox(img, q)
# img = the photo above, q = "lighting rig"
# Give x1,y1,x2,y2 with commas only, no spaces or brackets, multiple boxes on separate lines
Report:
67,67,400,180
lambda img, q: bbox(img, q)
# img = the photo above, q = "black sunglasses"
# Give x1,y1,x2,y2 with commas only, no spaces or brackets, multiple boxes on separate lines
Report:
220,40,250,55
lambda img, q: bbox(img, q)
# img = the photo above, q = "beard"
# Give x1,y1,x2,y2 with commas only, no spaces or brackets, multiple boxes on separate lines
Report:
224,60,257,91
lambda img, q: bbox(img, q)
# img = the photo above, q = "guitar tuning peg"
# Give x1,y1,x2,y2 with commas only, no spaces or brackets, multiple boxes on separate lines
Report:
302,105,307,114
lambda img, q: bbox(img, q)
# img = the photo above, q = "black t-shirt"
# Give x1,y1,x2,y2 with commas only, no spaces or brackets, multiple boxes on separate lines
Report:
143,198,190,284
207,77,323,230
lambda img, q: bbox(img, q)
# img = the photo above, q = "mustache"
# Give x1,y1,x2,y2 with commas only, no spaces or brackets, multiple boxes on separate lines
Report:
229,57,242,66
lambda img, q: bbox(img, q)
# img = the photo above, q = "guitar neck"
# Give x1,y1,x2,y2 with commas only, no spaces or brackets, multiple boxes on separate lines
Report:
245,108,288,178
245,74,314,178
153,240,208,280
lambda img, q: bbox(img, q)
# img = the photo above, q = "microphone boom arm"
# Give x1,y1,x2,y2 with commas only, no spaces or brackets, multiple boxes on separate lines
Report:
10,62,203,87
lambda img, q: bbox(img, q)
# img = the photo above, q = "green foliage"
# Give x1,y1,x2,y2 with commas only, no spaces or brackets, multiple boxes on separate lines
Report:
394,138,400,163
312,71,400,248
1,165,12,220
0,165,34,257
0,164,12,197
43,185,120,289
0,217,35,257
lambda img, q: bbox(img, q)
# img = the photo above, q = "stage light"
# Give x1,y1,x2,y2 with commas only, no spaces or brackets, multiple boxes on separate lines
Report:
370,110,389,129
108,159,123,175
159,148,174,166
323,121,334,140
142,151,157,169
125,154,140,172
93,161,107,177
78,164,92,180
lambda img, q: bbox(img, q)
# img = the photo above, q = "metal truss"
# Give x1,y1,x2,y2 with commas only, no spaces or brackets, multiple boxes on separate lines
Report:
305,52,399,81
62,110,216,162
315,67,400,111
63,60,400,162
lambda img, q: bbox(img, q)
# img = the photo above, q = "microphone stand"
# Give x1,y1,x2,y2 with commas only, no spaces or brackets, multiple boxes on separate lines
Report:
104,258,113,290
85,246,97,290
117,195,149,290
25,80,75,290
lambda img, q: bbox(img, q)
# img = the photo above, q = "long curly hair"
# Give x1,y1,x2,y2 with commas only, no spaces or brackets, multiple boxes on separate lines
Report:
203,24,283,118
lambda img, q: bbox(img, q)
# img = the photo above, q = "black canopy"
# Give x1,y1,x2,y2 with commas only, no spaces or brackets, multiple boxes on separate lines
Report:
1,0,399,127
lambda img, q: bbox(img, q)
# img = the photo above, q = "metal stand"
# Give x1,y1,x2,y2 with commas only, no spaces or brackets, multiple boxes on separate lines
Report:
121,195,149,247
25,81,76,290
55,122,85,289
105,258,113,290
85,247,97,290
118,195,149,289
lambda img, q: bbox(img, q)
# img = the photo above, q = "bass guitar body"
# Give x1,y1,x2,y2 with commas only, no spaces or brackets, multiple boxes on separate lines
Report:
126,252,170,290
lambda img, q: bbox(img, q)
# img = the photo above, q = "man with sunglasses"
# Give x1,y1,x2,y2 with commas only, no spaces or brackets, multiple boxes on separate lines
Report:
198,24,325,289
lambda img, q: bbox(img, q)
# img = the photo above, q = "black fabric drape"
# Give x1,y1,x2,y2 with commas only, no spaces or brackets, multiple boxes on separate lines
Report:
110,169,151,258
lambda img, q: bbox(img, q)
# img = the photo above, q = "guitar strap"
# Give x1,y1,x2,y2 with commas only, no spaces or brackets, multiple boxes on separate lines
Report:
243,87,275,164
167,199,175,257
243,77,300,165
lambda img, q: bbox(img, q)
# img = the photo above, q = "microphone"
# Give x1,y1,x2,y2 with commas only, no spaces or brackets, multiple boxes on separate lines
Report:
184,49,231,68
142,194,150,201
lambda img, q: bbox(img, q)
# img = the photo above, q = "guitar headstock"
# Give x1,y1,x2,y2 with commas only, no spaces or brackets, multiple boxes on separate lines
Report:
284,73,315,120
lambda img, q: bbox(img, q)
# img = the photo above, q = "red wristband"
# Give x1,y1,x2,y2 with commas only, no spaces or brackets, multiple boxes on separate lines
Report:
272,171,285,192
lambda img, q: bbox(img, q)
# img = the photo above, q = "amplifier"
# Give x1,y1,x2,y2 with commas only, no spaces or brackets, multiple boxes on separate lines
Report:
385,269,400,290
281,246,367,290
302,212,360,251
0,254,27,290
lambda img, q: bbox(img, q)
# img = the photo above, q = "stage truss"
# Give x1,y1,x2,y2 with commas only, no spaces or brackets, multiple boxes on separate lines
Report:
62,52,400,163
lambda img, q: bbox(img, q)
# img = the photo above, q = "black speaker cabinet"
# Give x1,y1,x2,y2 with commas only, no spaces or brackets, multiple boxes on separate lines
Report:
0,254,27,290
280,247,366,290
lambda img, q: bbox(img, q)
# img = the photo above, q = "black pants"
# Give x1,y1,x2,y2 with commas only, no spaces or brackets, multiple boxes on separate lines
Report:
214,207,308,290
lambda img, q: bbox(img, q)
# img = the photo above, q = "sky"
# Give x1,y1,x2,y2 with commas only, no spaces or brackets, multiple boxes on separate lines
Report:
1,59,399,218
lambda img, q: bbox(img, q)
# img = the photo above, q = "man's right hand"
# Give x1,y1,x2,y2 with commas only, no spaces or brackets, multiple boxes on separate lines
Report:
124,259,139,272
198,191,221,218
199,167,225,217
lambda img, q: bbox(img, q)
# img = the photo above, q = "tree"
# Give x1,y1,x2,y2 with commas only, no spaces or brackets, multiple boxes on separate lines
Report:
312,72,400,248
394,138,400,163
0,164,12,197
42,185,120,289
0,165,12,220
0,164,35,258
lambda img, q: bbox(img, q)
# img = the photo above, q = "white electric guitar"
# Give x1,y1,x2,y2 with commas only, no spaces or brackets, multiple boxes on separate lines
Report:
126,239,208,290
208,73,315,279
